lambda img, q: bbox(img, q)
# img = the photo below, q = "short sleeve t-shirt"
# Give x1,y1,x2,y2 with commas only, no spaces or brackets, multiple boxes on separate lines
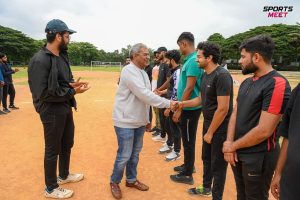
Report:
167,66,181,101
201,66,233,133
277,83,300,200
235,70,291,153
157,63,171,88
177,52,204,110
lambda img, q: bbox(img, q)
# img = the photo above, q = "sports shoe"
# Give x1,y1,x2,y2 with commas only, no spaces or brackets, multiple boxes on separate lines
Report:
166,150,181,161
152,135,166,143
152,131,161,137
170,171,194,185
57,173,84,185
173,164,196,173
150,126,159,132
9,105,19,109
159,143,173,154
188,185,212,197
3,108,10,113
0,110,7,115
44,187,73,199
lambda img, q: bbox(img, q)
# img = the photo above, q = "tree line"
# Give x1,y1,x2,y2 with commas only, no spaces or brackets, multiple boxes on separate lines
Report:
0,23,299,70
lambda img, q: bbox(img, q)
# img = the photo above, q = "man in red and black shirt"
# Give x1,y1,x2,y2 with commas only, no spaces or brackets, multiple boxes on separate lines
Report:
222,35,291,200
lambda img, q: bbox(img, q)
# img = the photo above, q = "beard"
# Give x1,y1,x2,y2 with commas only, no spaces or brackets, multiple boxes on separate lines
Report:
242,61,258,75
59,39,68,51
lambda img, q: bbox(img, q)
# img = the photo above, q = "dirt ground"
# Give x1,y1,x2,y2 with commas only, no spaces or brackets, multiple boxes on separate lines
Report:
0,70,281,200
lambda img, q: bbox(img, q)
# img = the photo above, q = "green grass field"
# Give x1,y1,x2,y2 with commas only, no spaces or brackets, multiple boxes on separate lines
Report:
12,66,299,89
12,66,122,79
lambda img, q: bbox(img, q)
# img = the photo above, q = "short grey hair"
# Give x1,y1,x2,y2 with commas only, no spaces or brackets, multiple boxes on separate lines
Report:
129,43,148,59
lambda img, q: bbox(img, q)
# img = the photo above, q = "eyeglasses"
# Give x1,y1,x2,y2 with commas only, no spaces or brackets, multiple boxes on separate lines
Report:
64,34,71,39
59,33,71,40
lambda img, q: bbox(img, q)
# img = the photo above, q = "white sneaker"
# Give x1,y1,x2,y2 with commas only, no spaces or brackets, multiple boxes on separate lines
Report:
44,187,74,199
166,150,181,161
159,143,173,154
152,135,167,143
57,173,84,185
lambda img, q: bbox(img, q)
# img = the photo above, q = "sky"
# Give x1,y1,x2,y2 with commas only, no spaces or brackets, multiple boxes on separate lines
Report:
0,0,299,52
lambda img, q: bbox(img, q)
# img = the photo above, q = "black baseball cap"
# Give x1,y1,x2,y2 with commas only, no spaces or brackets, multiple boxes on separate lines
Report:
156,47,167,53
45,19,76,34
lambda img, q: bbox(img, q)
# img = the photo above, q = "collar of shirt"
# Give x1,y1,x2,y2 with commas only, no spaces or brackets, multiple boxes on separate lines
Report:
183,51,196,64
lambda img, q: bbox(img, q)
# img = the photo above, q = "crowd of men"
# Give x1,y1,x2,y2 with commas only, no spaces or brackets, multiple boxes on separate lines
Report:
23,19,299,200
112,32,298,200
0,53,19,115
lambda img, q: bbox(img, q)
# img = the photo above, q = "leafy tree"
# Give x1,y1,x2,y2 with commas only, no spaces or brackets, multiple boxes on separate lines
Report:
0,25,38,63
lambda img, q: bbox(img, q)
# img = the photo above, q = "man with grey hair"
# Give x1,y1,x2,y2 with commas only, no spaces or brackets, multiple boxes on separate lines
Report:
110,43,176,199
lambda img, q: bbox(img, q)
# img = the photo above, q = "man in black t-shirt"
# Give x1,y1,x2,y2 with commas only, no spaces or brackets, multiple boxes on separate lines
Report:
222,35,291,200
178,42,233,199
271,83,300,200
152,47,172,144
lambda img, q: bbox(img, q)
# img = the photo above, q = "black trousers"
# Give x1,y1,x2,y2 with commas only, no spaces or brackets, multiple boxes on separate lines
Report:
180,109,201,176
0,86,3,107
40,110,75,191
149,106,152,124
2,83,16,109
8,83,16,106
232,148,279,200
167,111,181,152
202,122,228,200
159,108,171,140
2,84,8,109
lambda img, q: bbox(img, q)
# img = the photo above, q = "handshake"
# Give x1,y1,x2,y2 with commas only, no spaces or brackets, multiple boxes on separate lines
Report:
167,100,184,123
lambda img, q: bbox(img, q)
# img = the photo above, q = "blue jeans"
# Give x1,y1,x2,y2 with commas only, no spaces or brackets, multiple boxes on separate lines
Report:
110,126,145,184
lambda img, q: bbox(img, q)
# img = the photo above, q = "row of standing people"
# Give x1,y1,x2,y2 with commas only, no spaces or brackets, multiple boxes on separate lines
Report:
26,19,299,200
0,53,19,116
112,32,297,200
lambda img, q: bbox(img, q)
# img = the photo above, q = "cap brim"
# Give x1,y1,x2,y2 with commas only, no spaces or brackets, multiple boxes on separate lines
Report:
67,29,76,34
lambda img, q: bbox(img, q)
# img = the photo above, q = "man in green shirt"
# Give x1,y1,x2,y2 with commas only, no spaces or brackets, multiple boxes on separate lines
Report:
170,32,203,184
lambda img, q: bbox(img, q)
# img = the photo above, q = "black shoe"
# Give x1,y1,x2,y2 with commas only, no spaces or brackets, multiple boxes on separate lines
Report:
150,126,158,132
152,131,161,136
188,186,212,196
0,110,7,115
3,108,10,113
9,105,19,110
174,164,196,173
170,172,194,185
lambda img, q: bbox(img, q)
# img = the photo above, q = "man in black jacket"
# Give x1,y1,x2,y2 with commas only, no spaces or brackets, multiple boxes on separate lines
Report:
28,19,90,199
0,53,19,113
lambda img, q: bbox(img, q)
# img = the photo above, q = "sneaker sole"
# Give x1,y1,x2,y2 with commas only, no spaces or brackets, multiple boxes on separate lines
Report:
170,177,194,185
165,156,181,162
45,192,73,199
58,176,84,185
188,191,212,197
152,139,167,143
173,169,196,173
159,149,172,154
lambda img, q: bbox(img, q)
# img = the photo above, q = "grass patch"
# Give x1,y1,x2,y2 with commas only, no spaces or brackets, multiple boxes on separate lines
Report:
12,66,122,79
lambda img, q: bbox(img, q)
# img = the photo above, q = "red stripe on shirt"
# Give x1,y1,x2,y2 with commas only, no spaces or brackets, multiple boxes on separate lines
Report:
268,77,286,115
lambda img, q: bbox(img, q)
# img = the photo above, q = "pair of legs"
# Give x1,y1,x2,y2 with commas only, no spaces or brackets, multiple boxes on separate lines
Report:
2,83,16,109
40,110,75,191
180,109,201,176
166,111,181,153
232,148,279,200
201,123,228,200
111,126,145,184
